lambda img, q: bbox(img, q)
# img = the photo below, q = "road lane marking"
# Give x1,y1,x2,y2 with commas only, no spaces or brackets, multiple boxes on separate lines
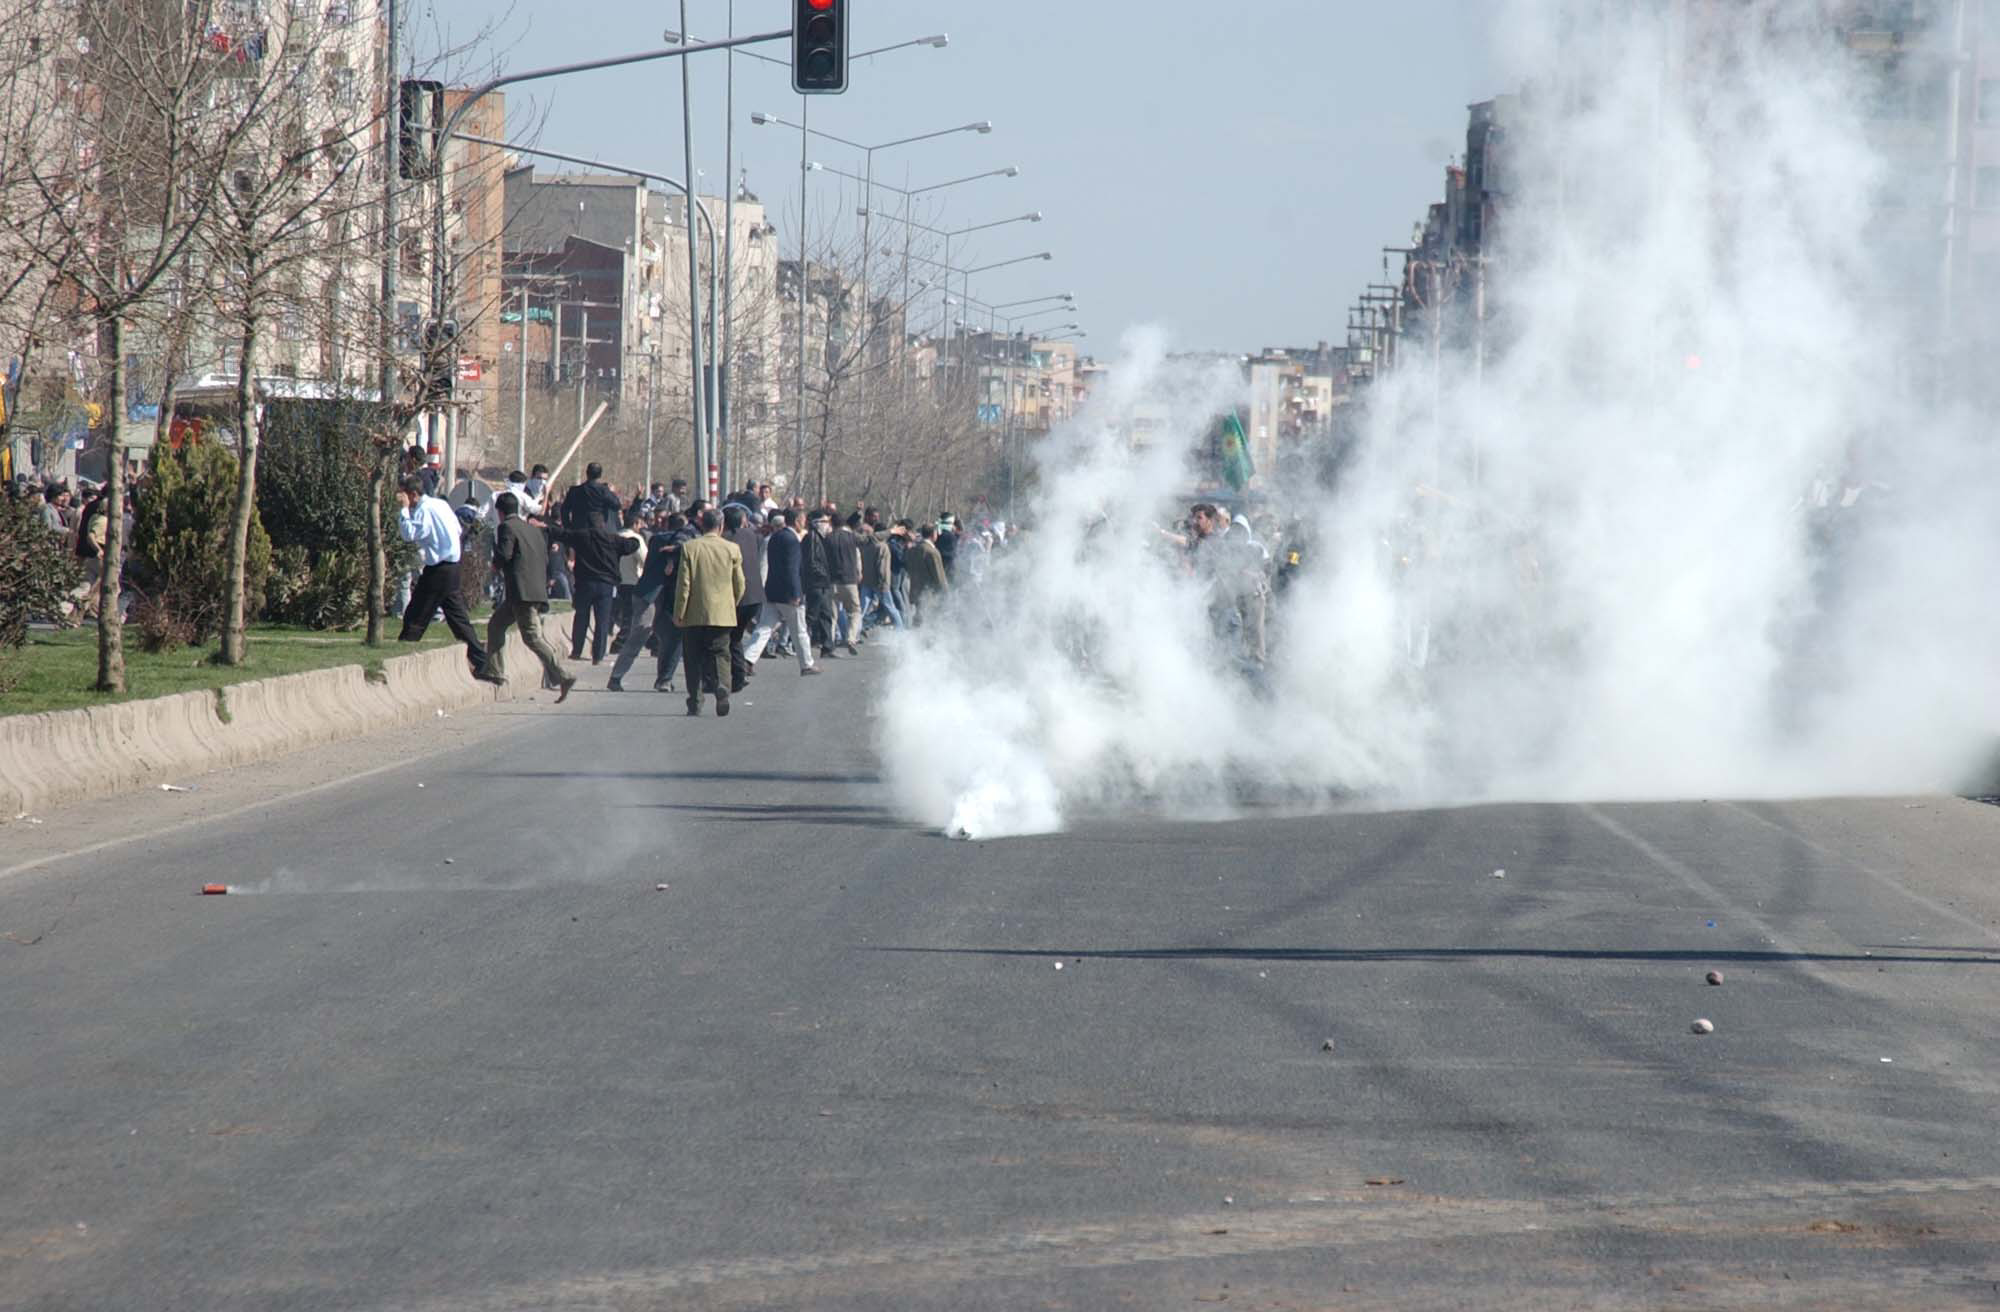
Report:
1718,801,2000,946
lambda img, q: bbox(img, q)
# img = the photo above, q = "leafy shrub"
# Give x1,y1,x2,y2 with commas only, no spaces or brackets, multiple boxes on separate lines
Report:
259,402,415,629
0,493,84,648
131,440,271,642
264,544,369,630
258,399,392,550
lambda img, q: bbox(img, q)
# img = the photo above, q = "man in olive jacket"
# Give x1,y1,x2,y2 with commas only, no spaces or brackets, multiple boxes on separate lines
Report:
905,522,951,627
485,493,577,702
674,507,747,717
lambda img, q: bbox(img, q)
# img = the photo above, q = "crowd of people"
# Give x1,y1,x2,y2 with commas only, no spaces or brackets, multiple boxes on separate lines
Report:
6,472,122,623
395,452,1016,717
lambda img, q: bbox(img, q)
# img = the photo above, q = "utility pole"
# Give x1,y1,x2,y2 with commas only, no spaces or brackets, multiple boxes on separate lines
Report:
795,96,809,491
516,282,529,470
378,0,399,404
679,0,707,500
644,348,660,490
720,0,737,494
577,307,589,434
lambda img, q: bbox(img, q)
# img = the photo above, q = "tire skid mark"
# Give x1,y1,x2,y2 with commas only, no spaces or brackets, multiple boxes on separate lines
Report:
399,1173,2000,1310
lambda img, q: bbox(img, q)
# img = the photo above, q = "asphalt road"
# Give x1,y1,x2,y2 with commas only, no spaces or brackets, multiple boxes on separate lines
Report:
5,644,2000,1310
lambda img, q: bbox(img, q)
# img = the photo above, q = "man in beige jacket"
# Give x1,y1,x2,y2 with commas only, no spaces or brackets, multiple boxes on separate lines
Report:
673,507,746,717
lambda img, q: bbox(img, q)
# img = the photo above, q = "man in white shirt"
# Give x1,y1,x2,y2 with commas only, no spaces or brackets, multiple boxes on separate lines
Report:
396,474,489,676
484,469,543,525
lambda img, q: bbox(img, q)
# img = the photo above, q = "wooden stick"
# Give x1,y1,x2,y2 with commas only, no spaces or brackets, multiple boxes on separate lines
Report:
546,401,610,487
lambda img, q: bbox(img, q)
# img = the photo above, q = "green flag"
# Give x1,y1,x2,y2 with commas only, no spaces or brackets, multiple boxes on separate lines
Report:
1220,412,1254,492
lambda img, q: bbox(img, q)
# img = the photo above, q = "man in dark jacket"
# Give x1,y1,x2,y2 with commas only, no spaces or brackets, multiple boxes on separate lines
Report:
484,493,576,701
888,521,912,617
724,504,766,692
935,513,960,580
549,509,639,664
560,461,621,531
802,509,840,660
746,508,818,674
607,512,690,692
829,513,865,654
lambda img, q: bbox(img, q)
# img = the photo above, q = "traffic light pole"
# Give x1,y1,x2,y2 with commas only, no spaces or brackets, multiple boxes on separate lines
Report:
422,30,787,488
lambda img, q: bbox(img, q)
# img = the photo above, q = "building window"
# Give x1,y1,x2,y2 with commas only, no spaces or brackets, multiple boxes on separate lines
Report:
1978,166,2000,210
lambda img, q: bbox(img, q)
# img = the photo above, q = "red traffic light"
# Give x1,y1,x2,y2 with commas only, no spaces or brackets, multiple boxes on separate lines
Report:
793,0,847,93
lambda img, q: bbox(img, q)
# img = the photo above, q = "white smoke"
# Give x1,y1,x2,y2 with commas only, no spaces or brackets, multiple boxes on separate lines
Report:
881,1,2000,838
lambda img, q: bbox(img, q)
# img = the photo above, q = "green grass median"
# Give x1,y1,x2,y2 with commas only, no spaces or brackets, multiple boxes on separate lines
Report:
0,624,465,718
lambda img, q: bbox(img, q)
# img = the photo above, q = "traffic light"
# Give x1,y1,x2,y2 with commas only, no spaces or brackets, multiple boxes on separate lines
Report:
792,0,847,95
399,79,443,179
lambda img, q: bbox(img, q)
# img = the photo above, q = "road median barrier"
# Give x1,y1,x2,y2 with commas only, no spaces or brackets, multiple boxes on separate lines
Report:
0,614,574,817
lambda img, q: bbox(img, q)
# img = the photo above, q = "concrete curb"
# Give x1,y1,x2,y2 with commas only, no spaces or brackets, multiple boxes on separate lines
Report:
0,614,576,818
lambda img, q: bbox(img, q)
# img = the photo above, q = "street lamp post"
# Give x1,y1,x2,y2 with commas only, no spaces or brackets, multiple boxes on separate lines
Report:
669,30,945,492
808,161,1023,360
458,134,719,488
425,31,784,505
756,114,993,496
913,250,1055,390
861,206,1044,375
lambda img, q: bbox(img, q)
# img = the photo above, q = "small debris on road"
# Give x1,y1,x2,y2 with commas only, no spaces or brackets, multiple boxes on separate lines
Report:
1691,1018,1715,1035
1321,1039,1336,1053
1222,1196,1234,1206
416,782,425,789
1366,1177,1406,1187
1705,920,1717,928
201,884,228,896
1706,970,1724,985
1205,1228,1229,1236
654,883,670,892
1053,961,1063,970
1491,868,1506,878
159,783,193,793
1880,1057,1893,1063
442,858,455,865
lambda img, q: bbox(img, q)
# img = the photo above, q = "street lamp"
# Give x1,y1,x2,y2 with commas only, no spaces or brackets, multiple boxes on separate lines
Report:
991,293,1073,311
859,208,1045,359
753,105,987,490
421,27,789,490
461,133,720,487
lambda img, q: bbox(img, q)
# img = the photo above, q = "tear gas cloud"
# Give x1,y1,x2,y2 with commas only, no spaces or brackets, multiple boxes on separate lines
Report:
882,0,2000,838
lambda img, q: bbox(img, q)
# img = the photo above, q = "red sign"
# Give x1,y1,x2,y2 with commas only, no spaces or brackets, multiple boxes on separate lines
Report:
457,357,483,382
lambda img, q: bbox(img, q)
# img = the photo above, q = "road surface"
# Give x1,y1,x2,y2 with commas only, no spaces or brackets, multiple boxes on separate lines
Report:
5,647,2000,1309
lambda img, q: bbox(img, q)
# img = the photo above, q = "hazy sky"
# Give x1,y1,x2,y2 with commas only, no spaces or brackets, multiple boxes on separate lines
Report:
416,1,1501,354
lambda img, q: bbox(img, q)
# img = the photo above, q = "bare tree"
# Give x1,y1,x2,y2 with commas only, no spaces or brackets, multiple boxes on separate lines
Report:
200,5,392,665
0,1,267,692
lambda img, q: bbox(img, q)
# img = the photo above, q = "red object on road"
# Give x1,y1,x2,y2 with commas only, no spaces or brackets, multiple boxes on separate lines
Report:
201,883,228,896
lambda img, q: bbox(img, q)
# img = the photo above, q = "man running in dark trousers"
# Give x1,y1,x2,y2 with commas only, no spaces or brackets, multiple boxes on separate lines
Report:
395,475,487,675
484,492,576,701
